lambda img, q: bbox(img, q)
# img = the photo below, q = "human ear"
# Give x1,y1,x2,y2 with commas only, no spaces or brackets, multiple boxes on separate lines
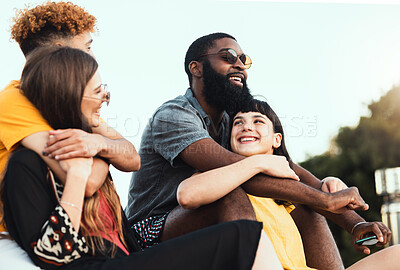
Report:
273,133,282,148
189,61,202,78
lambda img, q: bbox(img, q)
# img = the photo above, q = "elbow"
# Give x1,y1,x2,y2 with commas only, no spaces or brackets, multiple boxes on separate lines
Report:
176,186,198,210
132,154,141,171
127,154,141,172
117,153,141,172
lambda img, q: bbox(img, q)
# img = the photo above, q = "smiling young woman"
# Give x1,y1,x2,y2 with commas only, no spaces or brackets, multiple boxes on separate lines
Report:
177,98,400,270
0,46,283,270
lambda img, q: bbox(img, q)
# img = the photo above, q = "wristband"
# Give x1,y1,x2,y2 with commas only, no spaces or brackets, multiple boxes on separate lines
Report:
60,201,82,212
351,221,367,234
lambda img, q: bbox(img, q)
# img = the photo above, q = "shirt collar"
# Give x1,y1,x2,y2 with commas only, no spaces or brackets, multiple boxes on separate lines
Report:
184,88,230,146
184,88,209,121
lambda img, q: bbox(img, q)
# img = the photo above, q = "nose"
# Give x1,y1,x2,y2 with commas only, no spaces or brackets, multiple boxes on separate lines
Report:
233,57,246,71
242,122,254,131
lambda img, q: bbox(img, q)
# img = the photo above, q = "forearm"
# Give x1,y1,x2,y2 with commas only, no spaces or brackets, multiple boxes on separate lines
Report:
177,157,261,209
3,149,89,268
96,135,140,172
85,158,109,197
182,139,331,209
21,131,107,196
292,163,365,232
313,208,365,233
181,139,366,212
60,169,87,231
242,174,331,209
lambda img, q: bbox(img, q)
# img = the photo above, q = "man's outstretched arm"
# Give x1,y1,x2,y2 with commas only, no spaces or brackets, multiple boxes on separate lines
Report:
21,131,108,197
22,123,140,197
43,121,140,172
180,138,368,212
294,164,392,254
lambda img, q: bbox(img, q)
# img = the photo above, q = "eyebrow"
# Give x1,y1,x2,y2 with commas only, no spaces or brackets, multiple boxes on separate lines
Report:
86,39,93,46
218,48,230,52
233,114,268,121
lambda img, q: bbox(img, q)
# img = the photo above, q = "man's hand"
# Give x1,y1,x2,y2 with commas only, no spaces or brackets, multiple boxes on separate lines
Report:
43,129,104,160
325,187,369,214
352,221,391,254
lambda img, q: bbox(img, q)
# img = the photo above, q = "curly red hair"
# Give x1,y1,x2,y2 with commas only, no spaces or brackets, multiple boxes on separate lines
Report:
11,1,97,55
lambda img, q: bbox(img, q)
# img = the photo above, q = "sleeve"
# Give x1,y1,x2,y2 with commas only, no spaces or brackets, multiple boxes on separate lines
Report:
3,149,88,269
32,205,89,266
0,85,52,151
151,104,212,166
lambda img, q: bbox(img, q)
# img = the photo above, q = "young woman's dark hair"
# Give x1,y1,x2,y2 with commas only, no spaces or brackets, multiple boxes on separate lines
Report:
20,45,96,133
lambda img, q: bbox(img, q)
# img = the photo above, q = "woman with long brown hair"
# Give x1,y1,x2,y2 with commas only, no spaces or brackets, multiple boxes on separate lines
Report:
1,46,283,270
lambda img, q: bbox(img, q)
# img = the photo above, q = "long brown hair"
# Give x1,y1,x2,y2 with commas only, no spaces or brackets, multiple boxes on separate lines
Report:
20,46,126,256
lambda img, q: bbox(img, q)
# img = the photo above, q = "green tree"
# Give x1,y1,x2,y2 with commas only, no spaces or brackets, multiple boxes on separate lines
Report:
300,85,400,267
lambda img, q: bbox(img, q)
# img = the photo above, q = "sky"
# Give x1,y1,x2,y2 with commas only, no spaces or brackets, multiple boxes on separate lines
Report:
2,0,400,207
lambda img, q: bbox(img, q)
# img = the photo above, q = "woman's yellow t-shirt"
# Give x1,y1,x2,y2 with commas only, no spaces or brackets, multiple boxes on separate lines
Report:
0,81,52,232
248,195,316,270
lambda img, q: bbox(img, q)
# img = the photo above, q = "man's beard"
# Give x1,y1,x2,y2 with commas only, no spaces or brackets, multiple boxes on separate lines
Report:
202,60,252,113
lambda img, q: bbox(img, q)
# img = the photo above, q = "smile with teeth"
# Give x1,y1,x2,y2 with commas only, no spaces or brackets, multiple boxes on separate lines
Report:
239,137,258,143
229,76,242,82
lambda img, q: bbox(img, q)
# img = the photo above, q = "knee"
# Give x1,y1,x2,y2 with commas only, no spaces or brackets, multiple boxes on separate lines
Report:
385,244,400,256
217,187,256,220
220,187,251,206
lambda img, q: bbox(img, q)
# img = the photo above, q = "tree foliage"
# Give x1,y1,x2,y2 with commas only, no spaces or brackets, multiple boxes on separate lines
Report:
300,85,400,267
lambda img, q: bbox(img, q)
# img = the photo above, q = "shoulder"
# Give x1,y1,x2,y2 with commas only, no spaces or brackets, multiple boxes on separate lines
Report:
0,80,31,107
152,94,200,120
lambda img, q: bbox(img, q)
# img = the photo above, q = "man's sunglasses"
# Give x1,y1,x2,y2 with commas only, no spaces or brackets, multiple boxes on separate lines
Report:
198,49,252,69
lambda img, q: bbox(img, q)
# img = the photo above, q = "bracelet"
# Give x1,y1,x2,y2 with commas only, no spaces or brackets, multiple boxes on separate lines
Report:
60,201,82,212
351,221,367,234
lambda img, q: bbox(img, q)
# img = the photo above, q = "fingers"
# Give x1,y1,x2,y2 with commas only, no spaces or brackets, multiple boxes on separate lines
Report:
46,129,75,146
288,169,300,181
352,222,392,254
321,177,348,193
349,187,368,211
54,150,90,160
321,184,330,193
369,223,384,243
46,144,92,159
43,129,96,158
374,222,391,245
328,187,368,213
352,242,371,254
44,137,80,155
260,155,299,180
363,247,371,255
347,202,369,211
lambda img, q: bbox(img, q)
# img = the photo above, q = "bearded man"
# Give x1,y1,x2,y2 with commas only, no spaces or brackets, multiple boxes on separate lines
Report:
126,33,376,270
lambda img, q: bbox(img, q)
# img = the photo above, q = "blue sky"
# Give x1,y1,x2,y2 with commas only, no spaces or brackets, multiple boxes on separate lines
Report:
2,0,400,206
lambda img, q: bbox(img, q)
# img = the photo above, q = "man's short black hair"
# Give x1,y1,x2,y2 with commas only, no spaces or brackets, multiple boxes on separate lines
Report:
184,32,236,88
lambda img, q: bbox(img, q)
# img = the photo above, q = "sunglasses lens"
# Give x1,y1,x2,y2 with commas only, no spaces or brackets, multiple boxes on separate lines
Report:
106,92,110,106
226,49,238,64
240,54,252,69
